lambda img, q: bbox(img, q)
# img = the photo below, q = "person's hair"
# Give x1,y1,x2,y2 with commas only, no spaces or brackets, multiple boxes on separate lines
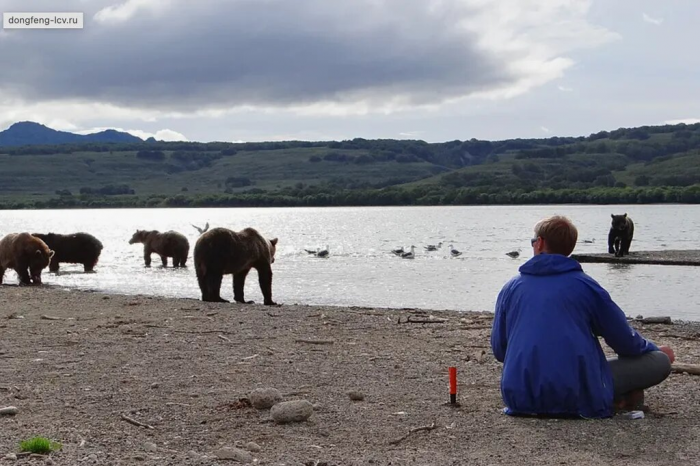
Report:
534,215,578,256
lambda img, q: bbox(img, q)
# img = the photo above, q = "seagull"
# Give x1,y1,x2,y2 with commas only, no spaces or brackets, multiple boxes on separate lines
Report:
424,242,443,251
191,222,209,235
400,246,416,259
505,249,520,258
449,245,462,257
305,245,329,257
391,247,405,256
583,239,595,244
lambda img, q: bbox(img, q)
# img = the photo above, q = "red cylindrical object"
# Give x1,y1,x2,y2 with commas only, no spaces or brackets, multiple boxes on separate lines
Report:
449,366,457,403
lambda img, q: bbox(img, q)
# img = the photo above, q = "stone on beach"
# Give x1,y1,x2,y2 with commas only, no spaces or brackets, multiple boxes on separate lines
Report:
249,387,283,410
270,400,314,424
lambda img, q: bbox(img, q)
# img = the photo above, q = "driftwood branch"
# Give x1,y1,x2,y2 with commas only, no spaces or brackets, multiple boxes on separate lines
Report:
671,363,700,376
389,422,437,445
397,316,447,324
660,333,699,342
638,316,673,325
121,414,154,429
217,334,231,342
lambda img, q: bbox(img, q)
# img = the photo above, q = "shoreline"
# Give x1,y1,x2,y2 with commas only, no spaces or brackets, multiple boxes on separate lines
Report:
1,286,699,465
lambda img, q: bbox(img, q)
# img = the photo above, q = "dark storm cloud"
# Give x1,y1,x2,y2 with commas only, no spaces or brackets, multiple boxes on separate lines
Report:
0,0,512,110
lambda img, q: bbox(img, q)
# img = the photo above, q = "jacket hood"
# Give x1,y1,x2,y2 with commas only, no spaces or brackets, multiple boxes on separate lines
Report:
519,253,582,276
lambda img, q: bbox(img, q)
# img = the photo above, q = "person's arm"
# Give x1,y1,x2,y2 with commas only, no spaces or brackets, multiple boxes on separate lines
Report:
589,281,658,356
491,284,510,363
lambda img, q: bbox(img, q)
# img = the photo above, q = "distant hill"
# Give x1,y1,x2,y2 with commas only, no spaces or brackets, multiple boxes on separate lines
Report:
0,121,143,147
0,121,699,208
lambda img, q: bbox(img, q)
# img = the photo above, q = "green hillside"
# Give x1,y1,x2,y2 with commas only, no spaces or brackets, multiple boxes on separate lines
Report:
1,122,700,208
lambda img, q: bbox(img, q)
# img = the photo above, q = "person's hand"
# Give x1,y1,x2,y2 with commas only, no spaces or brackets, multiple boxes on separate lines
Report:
659,345,675,364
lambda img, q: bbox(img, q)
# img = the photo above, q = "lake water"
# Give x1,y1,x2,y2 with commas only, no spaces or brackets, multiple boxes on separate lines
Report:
1,205,699,321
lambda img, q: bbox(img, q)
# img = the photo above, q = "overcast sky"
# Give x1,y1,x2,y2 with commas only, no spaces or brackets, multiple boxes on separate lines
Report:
0,0,698,142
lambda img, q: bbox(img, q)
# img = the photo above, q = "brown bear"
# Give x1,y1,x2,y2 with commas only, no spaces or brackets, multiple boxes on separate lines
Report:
194,227,278,304
0,233,54,285
32,232,103,272
128,230,189,267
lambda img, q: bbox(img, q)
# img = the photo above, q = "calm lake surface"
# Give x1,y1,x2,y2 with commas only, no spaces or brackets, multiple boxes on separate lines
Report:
2,205,699,320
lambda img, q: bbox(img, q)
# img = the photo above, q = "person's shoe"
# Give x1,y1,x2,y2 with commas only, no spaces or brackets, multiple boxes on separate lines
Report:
614,389,646,412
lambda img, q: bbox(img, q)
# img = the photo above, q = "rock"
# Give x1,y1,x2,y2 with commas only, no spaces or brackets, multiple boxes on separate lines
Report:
187,450,200,459
244,442,261,452
45,458,54,465
143,442,157,452
0,406,18,416
4,453,17,461
270,400,314,424
249,388,282,410
213,447,253,463
348,391,365,401
150,383,159,389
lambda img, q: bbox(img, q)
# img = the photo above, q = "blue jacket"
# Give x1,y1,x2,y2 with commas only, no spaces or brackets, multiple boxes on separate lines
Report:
491,254,658,418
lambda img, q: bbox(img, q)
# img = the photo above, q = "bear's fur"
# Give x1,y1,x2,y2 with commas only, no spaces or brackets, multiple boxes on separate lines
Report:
194,227,278,304
608,213,634,257
0,233,54,285
32,232,103,272
128,230,189,267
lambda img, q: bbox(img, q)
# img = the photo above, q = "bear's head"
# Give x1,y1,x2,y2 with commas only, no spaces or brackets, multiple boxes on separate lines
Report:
611,213,628,230
129,230,146,244
269,237,278,263
30,248,54,284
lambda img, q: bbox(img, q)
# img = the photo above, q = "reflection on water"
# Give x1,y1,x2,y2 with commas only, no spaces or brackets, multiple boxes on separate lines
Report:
1,205,699,320
606,263,633,274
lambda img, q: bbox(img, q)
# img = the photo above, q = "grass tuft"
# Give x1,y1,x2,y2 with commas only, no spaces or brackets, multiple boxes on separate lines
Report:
18,437,62,455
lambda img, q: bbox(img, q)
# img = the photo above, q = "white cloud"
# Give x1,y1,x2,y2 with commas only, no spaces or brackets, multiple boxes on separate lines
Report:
642,13,663,25
0,0,619,117
94,0,168,23
664,118,700,125
540,126,551,133
558,85,574,92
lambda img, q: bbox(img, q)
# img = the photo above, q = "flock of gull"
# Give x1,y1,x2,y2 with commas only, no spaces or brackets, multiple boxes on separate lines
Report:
303,242,523,260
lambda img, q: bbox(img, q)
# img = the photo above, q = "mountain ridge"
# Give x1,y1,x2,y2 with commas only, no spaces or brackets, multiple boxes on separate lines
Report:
0,121,143,147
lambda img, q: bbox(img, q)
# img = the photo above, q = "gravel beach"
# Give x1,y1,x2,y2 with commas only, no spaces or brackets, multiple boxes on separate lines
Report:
1,286,699,465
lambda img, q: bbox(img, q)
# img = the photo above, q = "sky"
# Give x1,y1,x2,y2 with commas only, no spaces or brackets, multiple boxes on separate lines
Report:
0,0,698,143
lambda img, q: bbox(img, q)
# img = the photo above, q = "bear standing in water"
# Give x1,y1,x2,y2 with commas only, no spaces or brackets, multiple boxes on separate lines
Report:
32,232,103,272
608,213,634,257
194,227,278,305
0,233,54,285
129,230,189,267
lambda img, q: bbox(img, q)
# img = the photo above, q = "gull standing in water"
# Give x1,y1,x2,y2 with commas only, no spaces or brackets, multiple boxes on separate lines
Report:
391,247,405,256
506,249,521,258
449,245,462,257
315,245,330,258
424,242,443,251
401,246,416,259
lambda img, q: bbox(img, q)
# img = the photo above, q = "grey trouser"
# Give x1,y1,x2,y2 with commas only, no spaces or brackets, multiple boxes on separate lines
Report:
608,351,672,399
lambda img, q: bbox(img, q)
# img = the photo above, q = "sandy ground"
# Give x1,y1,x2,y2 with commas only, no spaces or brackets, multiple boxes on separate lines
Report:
1,286,699,466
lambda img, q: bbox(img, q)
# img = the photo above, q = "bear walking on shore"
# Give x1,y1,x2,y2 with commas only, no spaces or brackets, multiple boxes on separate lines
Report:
32,232,103,272
194,227,278,305
0,233,54,285
608,213,634,257
129,230,189,267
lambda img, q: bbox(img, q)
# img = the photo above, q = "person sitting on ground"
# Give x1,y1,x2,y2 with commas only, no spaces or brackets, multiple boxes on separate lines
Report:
491,215,674,418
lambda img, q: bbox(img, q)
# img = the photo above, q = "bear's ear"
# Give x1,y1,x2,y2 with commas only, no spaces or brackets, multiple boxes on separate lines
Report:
270,238,278,246
611,214,614,218
623,213,627,217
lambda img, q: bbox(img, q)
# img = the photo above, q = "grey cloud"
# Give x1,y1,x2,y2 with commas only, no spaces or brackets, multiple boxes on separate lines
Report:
0,0,512,110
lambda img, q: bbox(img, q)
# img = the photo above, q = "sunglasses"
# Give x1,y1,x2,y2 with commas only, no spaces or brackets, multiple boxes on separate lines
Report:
530,237,538,246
